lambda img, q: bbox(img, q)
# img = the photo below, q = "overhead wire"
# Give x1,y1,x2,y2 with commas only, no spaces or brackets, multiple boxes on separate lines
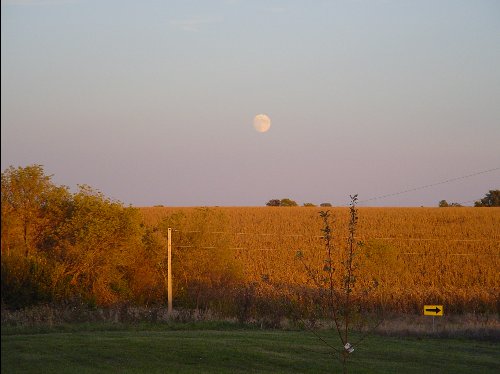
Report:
357,166,500,205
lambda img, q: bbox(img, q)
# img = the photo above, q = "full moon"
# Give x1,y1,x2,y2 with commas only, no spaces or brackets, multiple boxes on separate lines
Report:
253,114,271,133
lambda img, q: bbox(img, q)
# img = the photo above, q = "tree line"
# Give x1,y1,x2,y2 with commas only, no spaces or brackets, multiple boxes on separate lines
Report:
266,198,332,207
439,190,499,207
2,165,498,317
266,191,500,208
1,165,168,309
1,165,258,315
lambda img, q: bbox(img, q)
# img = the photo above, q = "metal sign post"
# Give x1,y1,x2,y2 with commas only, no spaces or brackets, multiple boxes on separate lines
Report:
423,305,443,333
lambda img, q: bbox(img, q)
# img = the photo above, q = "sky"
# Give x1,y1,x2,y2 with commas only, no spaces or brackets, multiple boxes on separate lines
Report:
2,0,499,207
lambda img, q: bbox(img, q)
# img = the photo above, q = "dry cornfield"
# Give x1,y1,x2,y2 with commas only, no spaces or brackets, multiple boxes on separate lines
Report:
140,206,500,314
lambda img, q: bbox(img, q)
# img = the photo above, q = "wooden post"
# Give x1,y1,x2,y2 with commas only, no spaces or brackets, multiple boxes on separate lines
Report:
168,228,172,315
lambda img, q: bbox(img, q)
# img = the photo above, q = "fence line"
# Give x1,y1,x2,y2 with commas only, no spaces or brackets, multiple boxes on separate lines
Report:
171,245,500,256
169,227,499,257
369,237,499,242
173,229,319,237
171,229,500,243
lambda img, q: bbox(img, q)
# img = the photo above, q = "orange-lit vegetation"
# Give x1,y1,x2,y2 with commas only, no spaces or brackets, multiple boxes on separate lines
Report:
141,205,499,315
2,166,499,320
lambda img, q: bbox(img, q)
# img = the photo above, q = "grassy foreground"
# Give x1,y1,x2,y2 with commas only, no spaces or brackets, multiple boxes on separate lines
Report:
2,323,498,373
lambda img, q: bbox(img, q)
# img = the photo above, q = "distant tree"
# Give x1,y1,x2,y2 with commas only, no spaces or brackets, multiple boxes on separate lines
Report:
474,190,500,207
280,198,298,207
266,199,281,207
303,203,316,207
439,200,449,207
439,200,463,207
320,202,332,207
266,198,298,207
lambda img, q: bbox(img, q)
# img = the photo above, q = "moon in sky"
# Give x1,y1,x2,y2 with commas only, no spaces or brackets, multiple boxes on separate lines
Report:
253,114,271,133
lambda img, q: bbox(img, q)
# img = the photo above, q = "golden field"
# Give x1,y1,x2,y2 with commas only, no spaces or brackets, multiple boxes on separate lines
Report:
3,166,497,318
140,206,500,314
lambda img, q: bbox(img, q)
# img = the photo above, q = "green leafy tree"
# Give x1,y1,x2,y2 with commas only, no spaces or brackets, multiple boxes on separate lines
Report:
438,200,449,207
320,202,332,207
439,200,462,207
266,199,281,206
280,198,298,207
266,198,298,207
303,203,316,207
474,190,500,207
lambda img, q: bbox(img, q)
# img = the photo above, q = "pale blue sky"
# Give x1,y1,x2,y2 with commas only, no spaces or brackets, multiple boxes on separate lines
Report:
2,0,499,206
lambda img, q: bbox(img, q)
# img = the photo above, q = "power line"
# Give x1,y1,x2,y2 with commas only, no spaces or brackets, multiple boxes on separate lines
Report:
358,167,500,204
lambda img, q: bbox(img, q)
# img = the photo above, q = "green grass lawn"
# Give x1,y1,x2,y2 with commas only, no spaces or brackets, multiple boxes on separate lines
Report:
2,324,498,373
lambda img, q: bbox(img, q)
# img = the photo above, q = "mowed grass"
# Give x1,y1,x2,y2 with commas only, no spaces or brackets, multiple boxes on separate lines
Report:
2,324,499,373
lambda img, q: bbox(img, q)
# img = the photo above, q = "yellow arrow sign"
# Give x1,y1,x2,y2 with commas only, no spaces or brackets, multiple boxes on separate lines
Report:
424,305,443,316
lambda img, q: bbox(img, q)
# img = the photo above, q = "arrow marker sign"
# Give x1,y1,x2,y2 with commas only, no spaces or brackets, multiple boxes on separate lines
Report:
424,305,444,316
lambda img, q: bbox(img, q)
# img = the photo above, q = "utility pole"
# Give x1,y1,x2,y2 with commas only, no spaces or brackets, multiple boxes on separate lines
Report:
167,228,172,315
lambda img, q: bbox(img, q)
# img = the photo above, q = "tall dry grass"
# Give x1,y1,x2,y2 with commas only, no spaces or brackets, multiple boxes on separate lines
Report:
140,206,500,314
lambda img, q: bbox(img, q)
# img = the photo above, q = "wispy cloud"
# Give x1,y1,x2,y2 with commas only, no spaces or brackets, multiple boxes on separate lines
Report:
265,6,287,14
1,0,76,5
169,16,221,32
